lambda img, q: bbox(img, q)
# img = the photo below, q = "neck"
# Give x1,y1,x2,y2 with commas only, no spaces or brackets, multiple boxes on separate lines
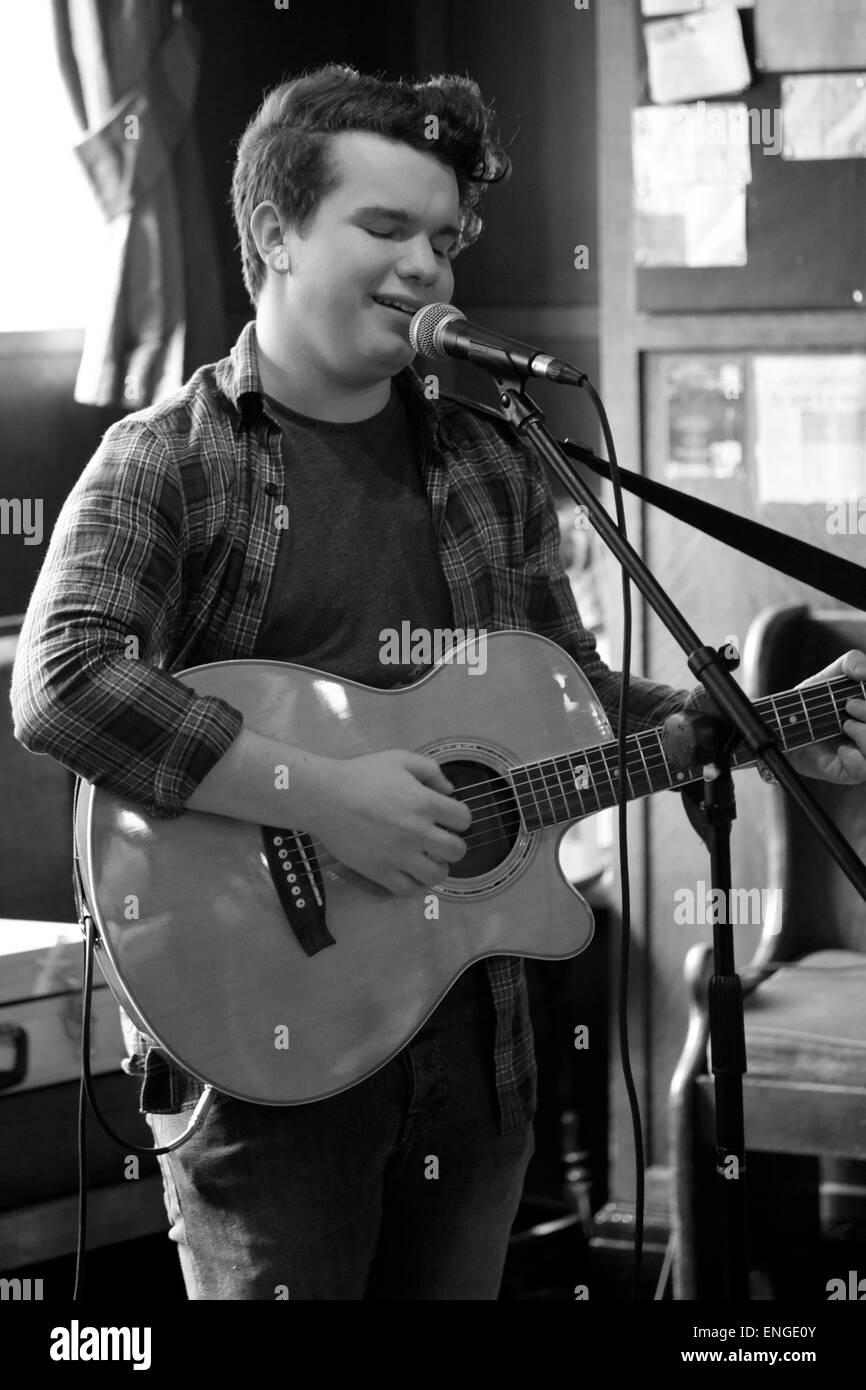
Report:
254,303,391,422
505,674,865,831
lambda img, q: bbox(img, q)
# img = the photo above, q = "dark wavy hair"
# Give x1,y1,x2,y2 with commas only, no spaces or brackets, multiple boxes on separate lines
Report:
230,64,511,305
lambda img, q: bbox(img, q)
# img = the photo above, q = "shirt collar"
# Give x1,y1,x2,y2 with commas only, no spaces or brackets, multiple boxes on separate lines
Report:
215,319,460,449
214,320,265,426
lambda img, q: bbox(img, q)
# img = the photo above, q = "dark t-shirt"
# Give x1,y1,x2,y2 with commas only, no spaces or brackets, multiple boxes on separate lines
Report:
255,385,489,1022
255,385,453,685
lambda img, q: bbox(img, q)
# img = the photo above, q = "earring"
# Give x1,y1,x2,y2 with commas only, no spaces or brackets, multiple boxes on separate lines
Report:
273,247,289,272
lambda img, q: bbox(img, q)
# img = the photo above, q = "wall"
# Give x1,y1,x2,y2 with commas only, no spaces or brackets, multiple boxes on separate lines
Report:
2,0,601,616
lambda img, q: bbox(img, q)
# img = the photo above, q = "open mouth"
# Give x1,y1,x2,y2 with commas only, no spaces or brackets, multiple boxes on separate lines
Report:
372,297,419,318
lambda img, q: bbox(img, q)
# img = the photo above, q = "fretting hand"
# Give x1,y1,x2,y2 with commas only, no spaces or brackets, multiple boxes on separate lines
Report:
784,648,866,786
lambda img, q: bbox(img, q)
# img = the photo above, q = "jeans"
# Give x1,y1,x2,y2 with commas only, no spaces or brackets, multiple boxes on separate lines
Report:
144,969,535,1300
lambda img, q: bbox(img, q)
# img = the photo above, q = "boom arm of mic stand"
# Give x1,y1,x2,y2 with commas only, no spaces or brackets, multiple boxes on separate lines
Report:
489,374,866,904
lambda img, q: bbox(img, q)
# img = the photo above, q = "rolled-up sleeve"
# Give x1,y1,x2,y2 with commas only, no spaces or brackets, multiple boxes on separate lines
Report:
10,419,243,817
521,456,691,735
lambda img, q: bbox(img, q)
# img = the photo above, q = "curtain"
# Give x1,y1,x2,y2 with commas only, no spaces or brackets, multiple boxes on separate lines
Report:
51,0,226,408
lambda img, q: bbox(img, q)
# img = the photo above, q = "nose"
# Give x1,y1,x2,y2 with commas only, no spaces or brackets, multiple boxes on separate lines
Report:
396,235,444,287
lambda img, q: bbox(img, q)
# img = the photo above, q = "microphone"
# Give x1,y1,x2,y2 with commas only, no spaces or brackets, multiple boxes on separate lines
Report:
409,302,586,387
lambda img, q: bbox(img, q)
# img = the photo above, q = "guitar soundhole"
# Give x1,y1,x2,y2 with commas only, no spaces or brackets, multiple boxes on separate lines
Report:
440,760,522,879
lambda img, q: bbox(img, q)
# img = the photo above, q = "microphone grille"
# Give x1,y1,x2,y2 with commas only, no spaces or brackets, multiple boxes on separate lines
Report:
409,302,466,357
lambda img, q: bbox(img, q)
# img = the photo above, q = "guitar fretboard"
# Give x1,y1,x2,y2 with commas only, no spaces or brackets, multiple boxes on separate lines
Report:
507,675,864,831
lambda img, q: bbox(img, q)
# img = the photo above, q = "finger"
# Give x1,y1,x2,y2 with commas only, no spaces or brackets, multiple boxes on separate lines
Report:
385,871,423,897
427,829,468,864
432,793,472,832
407,855,448,888
841,718,866,760
836,751,866,784
406,754,453,794
842,649,866,681
798,649,866,688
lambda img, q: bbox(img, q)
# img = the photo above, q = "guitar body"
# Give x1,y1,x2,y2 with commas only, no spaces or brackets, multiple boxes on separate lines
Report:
77,629,611,1104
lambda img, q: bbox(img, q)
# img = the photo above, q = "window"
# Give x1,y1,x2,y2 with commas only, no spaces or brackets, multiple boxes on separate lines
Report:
0,0,104,331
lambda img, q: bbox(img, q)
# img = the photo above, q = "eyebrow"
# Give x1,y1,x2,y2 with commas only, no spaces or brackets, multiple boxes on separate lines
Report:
353,205,460,239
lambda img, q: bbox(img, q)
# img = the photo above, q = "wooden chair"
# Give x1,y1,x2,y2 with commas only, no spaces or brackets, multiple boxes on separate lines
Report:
669,604,866,1300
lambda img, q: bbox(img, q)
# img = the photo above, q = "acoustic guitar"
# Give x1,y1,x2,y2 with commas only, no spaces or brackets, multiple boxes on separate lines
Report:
74,629,857,1104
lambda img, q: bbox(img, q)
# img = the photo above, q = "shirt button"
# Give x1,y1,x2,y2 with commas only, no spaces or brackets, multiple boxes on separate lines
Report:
246,578,261,594
264,482,280,496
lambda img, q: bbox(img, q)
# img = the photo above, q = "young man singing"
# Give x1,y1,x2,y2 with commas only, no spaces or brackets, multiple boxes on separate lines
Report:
12,65,866,1300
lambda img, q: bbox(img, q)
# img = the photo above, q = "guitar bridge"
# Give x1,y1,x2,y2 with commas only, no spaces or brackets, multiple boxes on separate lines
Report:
261,827,334,957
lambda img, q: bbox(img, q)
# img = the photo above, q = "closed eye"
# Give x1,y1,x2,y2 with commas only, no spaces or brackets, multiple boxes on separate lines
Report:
365,228,454,259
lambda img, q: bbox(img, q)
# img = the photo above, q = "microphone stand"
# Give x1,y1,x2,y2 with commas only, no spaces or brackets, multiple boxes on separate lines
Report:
488,369,866,1302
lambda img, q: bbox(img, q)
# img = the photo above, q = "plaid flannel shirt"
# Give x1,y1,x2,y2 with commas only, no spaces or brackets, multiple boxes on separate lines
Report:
11,320,688,1132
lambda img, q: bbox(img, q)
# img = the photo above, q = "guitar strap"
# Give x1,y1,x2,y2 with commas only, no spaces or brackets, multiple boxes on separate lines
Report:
440,390,866,611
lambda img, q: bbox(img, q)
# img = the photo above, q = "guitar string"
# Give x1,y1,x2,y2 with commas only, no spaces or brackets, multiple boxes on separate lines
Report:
298,720,843,879
404,678,859,820
311,683,853,831
277,687,856,876
281,684,856,879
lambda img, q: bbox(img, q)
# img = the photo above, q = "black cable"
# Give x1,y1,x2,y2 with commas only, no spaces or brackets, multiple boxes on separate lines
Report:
579,377,644,1301
73,931,89,1302
71,906,214,1300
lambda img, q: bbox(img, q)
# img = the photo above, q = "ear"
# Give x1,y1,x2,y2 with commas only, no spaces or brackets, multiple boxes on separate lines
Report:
250,201,287,267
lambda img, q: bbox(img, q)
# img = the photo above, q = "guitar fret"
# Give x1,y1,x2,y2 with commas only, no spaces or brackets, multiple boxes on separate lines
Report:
600,745,629,804
797,688,815,741
634,733,655,796
828,682,852,735
824,679,859,736
567,752,601,814
581,747,610,808
821,685,839,736
551,754,581,821
508,766,544,832
538,756,569,823
651,728,675,789
766,692,786,744
772,692,803,743
531,762,559,826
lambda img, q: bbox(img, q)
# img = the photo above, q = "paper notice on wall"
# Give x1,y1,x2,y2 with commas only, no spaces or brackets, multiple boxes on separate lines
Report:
644,8,751,104
632,105,750,265
755,0,866,73
781,74,866,160
753,356,866,504
633,104,753,186
642,0,753,15
635,183,747,266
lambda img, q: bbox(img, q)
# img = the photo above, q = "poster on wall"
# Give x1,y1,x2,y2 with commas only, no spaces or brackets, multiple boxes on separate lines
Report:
753,355,866,504
664,358,746,479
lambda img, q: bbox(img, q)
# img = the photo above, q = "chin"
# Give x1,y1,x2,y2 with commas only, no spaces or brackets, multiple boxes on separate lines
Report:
371,337,415,370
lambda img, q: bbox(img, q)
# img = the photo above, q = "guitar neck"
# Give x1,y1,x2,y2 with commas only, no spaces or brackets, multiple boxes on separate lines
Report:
508,675,864,830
